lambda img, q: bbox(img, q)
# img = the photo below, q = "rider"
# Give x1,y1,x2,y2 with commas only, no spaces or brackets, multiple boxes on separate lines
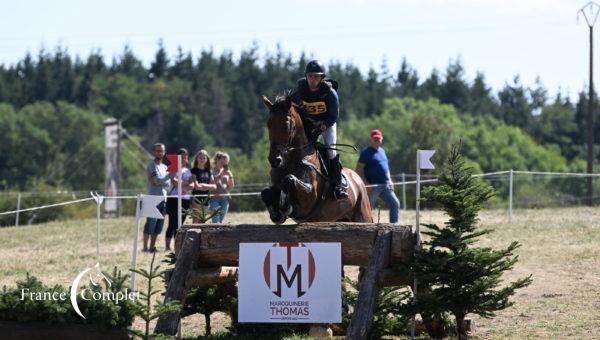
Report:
291,60,348,199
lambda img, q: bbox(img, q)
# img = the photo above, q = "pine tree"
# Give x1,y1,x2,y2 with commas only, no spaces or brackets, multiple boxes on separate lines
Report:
412,145,532,340
149,40,169,79
440,59,470,113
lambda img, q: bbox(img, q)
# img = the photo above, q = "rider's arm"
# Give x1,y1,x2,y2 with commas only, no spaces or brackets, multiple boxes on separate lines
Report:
324,89,339,128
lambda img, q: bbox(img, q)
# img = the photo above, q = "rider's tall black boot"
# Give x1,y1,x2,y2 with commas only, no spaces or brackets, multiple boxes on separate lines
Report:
330,155,348,199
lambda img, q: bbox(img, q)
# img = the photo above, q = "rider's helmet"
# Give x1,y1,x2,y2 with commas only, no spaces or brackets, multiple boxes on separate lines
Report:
304,60,326,76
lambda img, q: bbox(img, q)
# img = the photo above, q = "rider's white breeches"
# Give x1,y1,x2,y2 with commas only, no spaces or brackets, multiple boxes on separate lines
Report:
322,123,337,159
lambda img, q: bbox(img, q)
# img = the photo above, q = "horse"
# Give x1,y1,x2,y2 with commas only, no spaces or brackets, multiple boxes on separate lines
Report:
261,94,372,224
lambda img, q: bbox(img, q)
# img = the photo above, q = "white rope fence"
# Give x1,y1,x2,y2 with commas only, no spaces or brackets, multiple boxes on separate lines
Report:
1,170,599,224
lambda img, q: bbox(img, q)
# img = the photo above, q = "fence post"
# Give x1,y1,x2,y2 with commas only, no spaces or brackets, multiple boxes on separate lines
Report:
402,172,407,211
509,169,513,224
15,193,22,227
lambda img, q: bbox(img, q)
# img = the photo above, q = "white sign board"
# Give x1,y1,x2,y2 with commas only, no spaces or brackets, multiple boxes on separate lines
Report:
238,242,341,323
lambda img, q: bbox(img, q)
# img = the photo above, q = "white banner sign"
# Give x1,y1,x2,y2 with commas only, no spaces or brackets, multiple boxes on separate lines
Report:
238,242,341,323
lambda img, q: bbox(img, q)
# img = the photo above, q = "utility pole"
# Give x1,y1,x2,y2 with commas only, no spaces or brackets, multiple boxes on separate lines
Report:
579,2,600,206
104,118,121,217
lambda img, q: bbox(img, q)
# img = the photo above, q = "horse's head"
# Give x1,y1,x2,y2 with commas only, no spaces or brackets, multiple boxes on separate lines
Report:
263,95,305,169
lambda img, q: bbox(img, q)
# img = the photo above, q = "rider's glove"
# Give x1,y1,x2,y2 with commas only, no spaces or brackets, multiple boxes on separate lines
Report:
319,124,327,132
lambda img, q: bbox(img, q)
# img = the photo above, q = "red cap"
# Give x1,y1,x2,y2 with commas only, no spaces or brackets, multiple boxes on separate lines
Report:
370,129,383,139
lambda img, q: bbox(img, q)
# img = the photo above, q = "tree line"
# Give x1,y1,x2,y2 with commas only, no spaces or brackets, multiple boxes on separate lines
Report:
0,43,598,196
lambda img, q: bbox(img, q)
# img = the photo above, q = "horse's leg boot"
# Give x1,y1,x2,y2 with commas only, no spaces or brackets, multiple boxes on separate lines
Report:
330,155,348,199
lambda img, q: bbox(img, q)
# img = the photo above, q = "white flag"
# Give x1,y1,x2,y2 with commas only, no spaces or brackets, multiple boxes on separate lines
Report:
90,191,104,205
418,150,436,169
140,194,165,219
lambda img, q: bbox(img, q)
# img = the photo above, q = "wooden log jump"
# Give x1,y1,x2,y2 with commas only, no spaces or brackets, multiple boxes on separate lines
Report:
155,222,415,339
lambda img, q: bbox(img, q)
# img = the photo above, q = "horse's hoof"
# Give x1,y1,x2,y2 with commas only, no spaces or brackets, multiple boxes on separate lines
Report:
272,216,286,224
270,212,287,224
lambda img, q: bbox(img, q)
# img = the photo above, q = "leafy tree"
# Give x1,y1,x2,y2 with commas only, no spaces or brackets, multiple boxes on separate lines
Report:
531,99,578,160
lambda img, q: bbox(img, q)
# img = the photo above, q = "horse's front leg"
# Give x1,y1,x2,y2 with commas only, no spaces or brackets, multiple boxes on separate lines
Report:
261,187,287,224
281,174,313,215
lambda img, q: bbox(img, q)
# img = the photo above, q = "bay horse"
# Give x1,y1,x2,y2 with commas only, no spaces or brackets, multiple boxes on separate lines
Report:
261,94,372,224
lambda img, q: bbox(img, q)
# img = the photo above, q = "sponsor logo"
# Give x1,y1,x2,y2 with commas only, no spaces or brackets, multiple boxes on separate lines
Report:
20,263,139,319
263,242,316,298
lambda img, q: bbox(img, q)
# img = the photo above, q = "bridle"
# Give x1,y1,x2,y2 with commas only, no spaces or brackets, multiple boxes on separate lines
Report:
269,108,312,160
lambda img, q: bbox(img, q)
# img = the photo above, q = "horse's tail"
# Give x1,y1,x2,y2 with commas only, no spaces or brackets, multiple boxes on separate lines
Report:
344,169,373,223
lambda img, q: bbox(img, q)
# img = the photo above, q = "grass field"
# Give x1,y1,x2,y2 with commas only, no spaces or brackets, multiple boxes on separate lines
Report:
0,208,599,339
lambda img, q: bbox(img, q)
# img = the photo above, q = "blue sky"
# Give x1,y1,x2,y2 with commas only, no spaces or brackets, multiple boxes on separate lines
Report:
0,0,593,99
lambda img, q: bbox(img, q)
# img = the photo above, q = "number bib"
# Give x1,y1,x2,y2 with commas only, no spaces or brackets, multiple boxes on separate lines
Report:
303,101,327,115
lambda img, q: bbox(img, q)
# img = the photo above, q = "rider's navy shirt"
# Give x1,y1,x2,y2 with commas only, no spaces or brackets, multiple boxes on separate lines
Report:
295,78,339,128
359,146,391,184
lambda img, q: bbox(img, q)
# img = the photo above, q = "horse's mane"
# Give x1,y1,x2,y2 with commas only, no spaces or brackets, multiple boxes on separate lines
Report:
270,93,293,114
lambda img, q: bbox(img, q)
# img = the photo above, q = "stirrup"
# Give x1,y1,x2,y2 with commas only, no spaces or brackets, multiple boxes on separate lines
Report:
334,185,348,199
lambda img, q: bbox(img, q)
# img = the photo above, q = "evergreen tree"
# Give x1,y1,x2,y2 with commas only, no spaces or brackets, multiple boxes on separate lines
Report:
467,72,498,116
149,40,169,79
52,46,75,102
16,53,36,105
111,45,146,81
365,67,386,116
411,145,532,339
419,68,442,100
75,50,106,106
439,59,470,112
395,58,419,97
574,90,600,145
34,49,54,101
169,46,194,81
498,76,532,129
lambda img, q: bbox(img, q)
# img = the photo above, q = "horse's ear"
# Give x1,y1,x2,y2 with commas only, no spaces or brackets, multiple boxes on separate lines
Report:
262,96,273,111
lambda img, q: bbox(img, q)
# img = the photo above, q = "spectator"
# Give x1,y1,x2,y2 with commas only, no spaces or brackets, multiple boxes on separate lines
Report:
209,151,235,223
165,148,194,251
190,150,216,223
143,143,173,252
356,129,400,223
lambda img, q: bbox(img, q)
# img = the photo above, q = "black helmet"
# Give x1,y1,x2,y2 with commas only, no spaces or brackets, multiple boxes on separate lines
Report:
305,60,325,75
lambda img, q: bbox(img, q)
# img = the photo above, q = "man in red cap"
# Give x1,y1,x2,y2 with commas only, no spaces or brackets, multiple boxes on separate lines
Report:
356,129,400,223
